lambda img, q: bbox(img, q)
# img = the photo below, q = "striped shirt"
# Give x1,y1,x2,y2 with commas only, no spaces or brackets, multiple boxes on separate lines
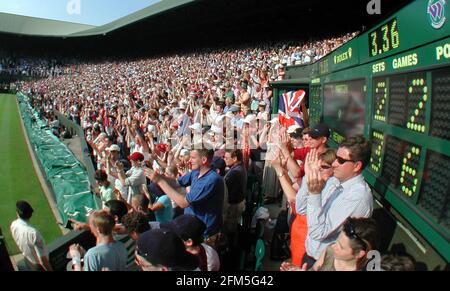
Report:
296,174,373,260
113,225,138,271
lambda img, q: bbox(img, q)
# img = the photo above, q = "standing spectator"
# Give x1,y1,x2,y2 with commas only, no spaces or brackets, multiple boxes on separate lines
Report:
105,144,124,186
92,169,115,209
145,149,224,248
223,150,247,236
10,201,53,271
145,187,173,224
69,210,127,271
297,135,373,267
117,152,146,204
272,148,336,267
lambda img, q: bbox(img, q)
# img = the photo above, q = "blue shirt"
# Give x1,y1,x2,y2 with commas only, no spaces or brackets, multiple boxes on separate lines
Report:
83,242,128,271
154,195,173,223
178,168,224,237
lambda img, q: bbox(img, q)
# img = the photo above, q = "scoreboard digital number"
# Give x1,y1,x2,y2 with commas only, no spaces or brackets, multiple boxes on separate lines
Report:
369,66,450,233
380,71,428,132
369,18,400,57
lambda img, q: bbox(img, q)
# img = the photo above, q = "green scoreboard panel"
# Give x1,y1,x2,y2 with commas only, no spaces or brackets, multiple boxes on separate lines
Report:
308,0,450,261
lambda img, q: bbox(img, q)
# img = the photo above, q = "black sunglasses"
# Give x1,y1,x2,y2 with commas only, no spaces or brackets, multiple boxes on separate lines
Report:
335,156,355,165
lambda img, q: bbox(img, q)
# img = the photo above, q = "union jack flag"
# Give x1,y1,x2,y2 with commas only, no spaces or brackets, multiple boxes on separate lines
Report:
278,89,306,127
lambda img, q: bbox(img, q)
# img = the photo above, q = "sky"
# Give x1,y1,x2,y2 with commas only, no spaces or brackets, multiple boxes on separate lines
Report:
0,0,161,26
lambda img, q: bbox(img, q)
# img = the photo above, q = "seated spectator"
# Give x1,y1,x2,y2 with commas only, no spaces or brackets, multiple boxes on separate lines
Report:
162,214,220,271
135,229,199,271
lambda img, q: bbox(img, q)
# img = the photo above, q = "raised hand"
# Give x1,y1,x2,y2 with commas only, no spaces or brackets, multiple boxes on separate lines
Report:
270,151,282,169
306,149,326,195
144,167,161,183
304,148,317,178
280,151,289,168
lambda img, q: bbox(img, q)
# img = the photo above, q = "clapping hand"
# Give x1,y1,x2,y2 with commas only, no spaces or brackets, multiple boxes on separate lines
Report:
144,167,161,183
305,149,325,195
270,151,288,172
280,126,290,146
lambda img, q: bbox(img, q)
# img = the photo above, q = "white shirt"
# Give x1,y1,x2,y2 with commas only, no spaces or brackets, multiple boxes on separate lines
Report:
124,166,146,203
10,218,48,265
296,174,373,259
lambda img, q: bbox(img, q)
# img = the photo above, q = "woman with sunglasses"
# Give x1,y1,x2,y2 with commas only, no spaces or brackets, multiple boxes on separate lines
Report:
272,148,336,268
281,217,380,271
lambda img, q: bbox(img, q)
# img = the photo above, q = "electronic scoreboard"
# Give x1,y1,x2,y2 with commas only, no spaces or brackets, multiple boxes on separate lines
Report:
306,0,450,262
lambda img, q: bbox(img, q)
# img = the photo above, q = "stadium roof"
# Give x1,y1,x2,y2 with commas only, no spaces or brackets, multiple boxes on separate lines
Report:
0,0,195,37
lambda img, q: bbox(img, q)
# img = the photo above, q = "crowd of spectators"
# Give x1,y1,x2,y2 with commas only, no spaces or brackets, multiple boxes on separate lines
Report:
7,31,418,271
0,50,73,78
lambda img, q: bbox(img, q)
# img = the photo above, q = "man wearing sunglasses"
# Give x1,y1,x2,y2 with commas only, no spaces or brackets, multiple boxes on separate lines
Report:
296,135,373,268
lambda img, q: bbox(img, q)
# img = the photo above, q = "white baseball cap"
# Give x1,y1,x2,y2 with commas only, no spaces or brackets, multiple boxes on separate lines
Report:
287,125,302,134
106,144,120,152
180,149,190,156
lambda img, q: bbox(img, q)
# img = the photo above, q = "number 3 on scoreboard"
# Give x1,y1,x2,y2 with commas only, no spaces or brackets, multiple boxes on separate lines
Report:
370,32,378,57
